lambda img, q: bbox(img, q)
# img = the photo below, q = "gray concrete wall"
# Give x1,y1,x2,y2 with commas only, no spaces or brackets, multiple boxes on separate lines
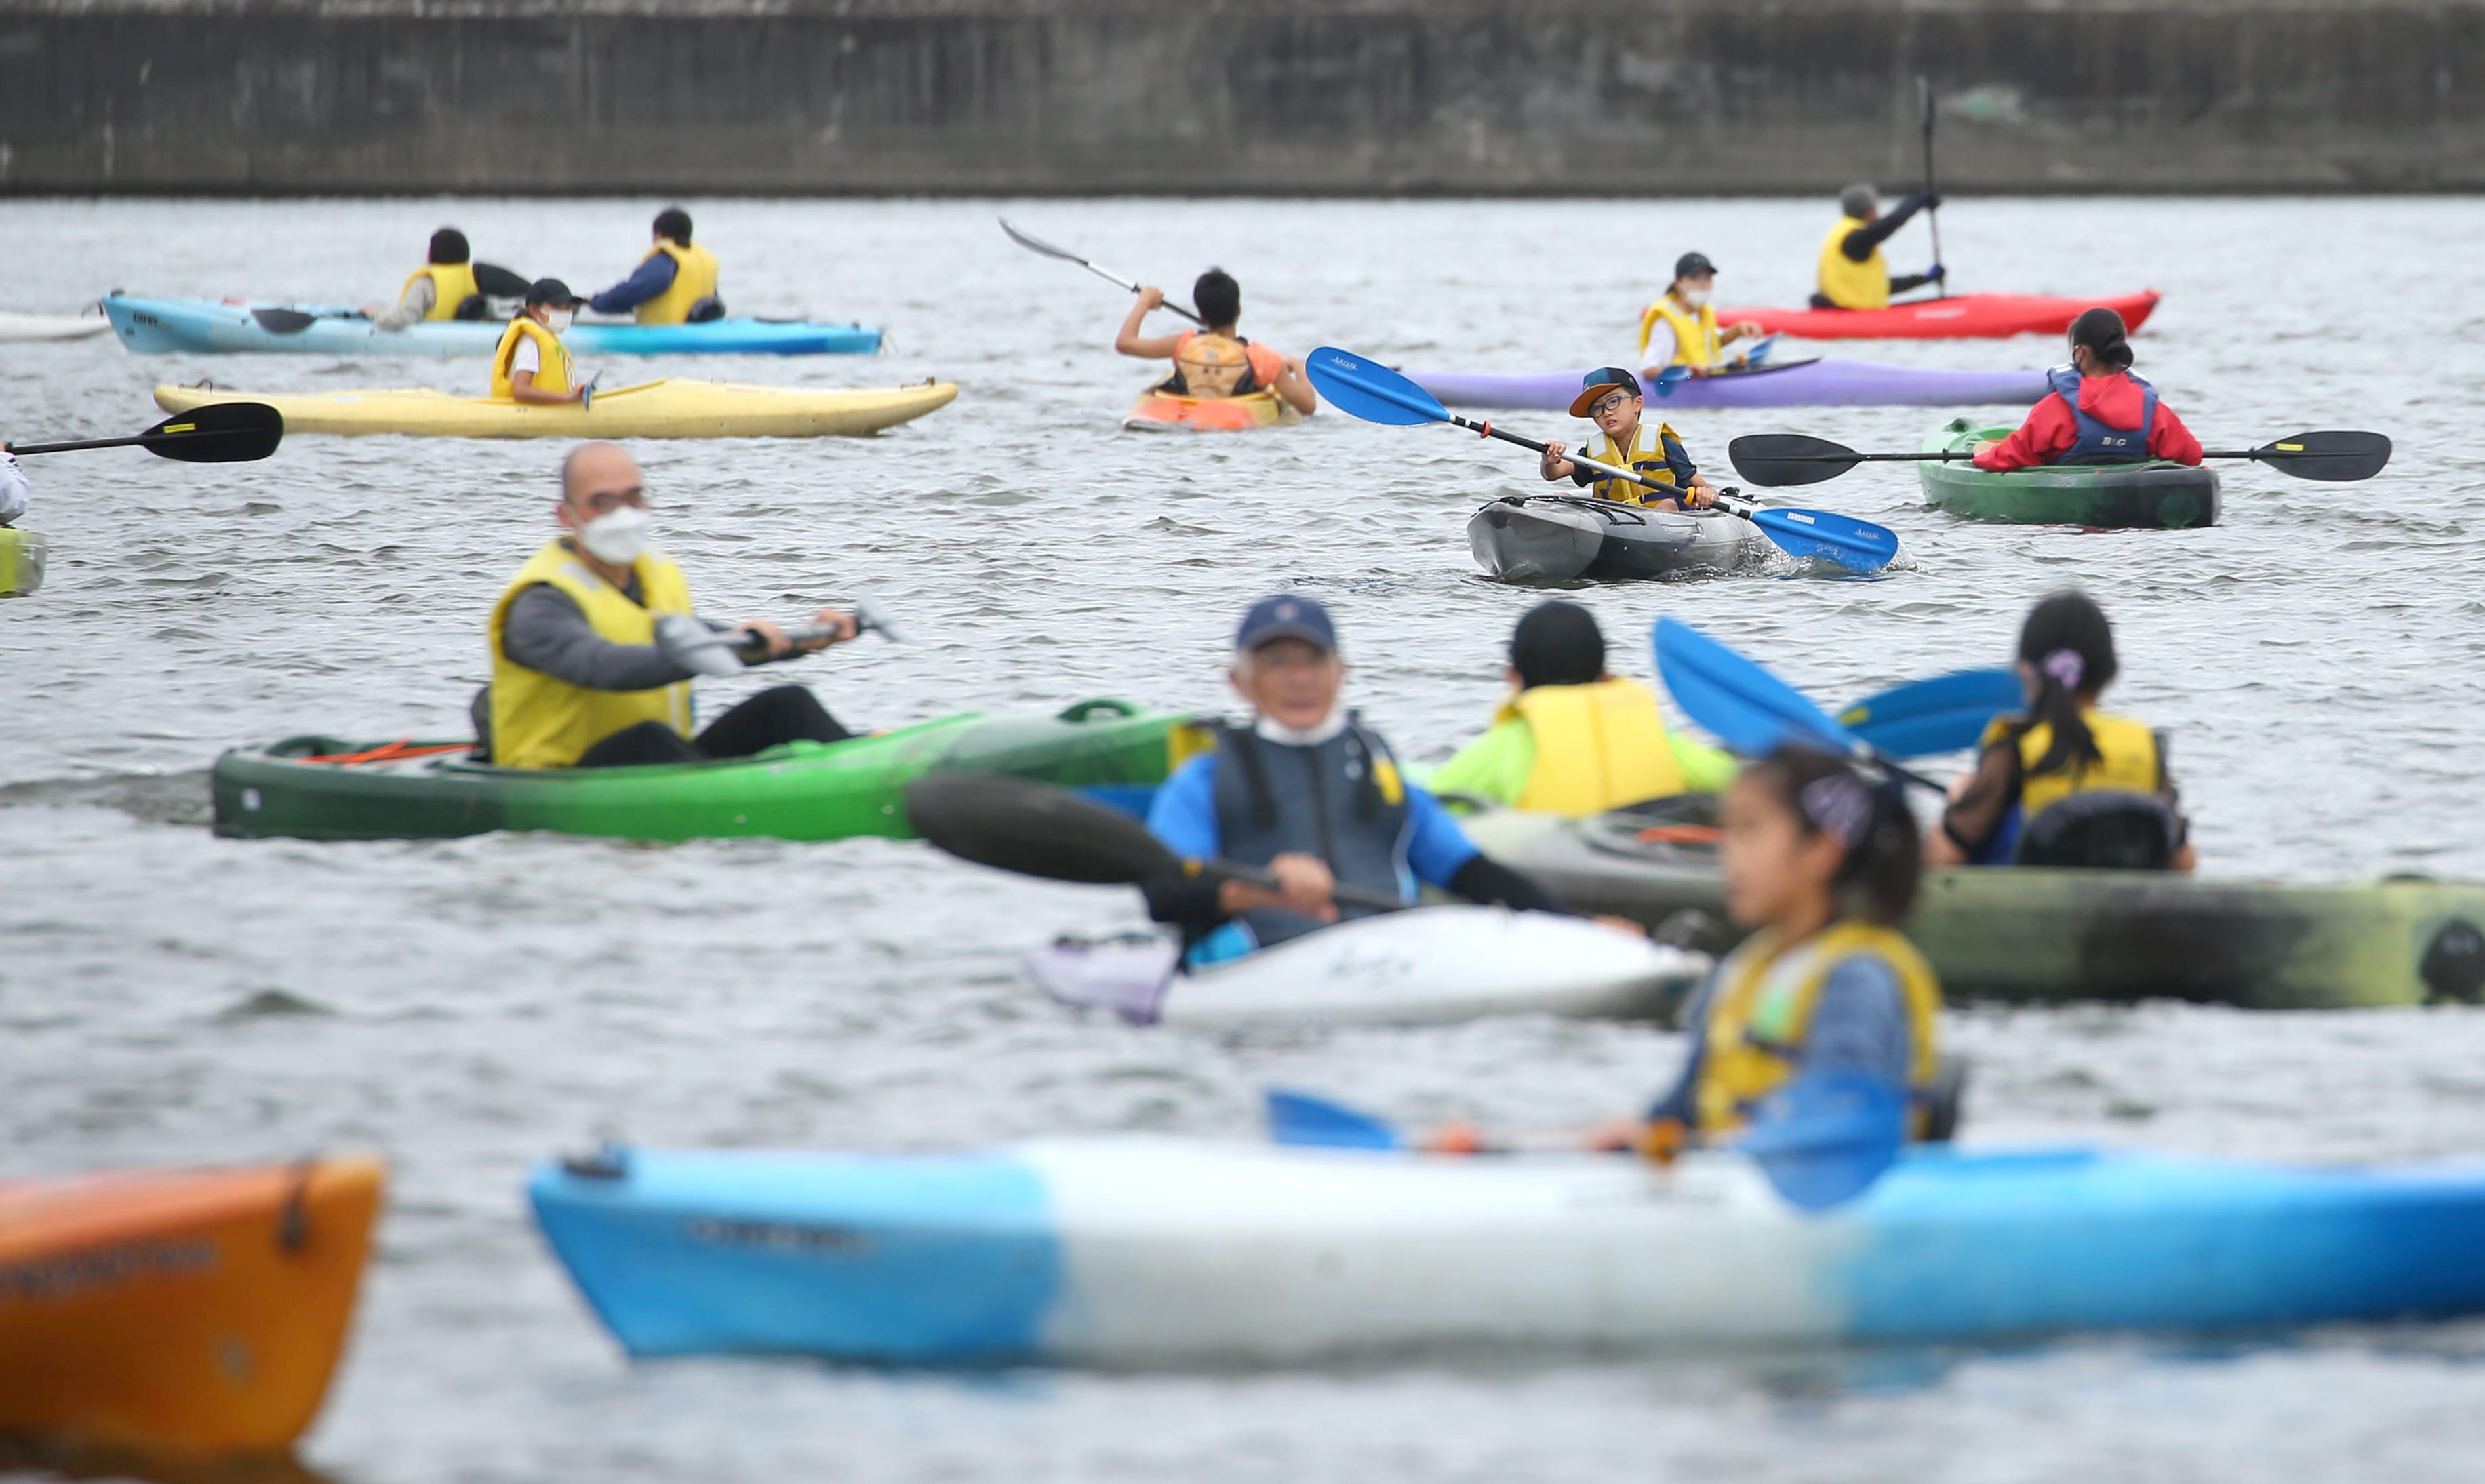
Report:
1,0,2479,194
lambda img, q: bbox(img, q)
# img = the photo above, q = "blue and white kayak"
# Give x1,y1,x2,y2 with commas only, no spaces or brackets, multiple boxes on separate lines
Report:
101,293,881,357
530,1138,2485,1365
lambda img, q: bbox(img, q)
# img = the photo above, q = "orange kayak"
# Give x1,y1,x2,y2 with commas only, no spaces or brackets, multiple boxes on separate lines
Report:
1123,387,1303,432
0,1156,384,1456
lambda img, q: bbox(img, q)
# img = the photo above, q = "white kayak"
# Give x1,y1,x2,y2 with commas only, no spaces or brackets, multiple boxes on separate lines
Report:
0,310,110,343
1022,906,1709,1028
531,1135,2485,1365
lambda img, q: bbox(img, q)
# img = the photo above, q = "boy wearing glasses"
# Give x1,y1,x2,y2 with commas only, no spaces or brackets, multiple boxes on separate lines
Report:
1536,367,1719,511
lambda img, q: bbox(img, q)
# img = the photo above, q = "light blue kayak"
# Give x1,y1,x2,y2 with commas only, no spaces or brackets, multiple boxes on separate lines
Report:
530,1137,2485,1365
102,292,881,357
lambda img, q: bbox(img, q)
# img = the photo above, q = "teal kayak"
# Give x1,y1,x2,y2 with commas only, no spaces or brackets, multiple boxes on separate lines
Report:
212,700,1205,842
103,292,881,357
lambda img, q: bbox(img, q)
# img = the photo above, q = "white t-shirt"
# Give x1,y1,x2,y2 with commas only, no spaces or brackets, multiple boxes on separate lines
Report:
509,338,542,378
0,452,27,525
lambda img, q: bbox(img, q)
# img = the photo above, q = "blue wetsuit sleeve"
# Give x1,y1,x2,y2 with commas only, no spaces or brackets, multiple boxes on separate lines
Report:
1145,754,1222,860
1646,969,1718,1123
1403,784,1482,888
588,254,677,315
1662,430,1698,485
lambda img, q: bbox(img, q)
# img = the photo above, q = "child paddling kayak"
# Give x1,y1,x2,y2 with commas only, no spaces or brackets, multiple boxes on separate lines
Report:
1538,367,1719,511
1972,307,2202,472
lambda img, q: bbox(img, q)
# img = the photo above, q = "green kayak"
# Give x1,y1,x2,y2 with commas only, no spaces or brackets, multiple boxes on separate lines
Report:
1458,800,2485,1009
213,699,1204,843
1921,418,2219,529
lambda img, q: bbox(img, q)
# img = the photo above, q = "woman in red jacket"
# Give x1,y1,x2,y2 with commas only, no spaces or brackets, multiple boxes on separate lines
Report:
1974,307,2202,472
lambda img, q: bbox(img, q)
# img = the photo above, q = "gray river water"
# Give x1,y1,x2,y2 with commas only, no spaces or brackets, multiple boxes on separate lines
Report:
3,196,2484,1483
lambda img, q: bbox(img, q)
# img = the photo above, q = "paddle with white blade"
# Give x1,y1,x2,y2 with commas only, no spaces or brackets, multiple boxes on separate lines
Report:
1307,347,1902,575
999,218,1204,326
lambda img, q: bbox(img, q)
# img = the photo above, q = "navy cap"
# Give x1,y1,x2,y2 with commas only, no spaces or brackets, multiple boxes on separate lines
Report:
1673,252,1717,281
1569,367,1644,418
1235,593,1338,654
525,277,587,307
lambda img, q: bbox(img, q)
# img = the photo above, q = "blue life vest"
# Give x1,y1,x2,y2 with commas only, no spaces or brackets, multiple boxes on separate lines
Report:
2047,367,2157,466
1206,720,1415,954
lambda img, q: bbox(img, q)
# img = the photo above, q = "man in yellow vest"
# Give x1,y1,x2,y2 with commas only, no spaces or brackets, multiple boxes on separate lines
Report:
589,207,723,326
491,279,591,406
1638,252,1768,376
1429,601,1734,815
1811,184,1947,311
483,441,862,769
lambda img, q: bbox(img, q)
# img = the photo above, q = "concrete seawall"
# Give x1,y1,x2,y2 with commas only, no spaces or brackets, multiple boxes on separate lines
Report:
2,0,2478,195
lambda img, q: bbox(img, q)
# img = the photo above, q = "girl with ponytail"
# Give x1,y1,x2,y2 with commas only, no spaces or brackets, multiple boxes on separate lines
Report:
1970,306,2204,472
1929,589,2195,870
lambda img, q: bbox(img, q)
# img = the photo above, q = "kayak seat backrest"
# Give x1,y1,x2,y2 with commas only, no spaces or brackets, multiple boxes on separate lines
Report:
1581,793,1723,864
2013,790,2181,870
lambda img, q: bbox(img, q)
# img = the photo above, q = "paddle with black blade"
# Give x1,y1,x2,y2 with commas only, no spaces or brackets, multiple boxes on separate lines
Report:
8,403,285,464
1730,430,2393,488
998,218,1205,326
903,771,1406,911
1306,347,1902,574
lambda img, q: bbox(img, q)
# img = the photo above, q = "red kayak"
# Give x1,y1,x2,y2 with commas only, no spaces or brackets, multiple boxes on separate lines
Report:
1719,291,2160,341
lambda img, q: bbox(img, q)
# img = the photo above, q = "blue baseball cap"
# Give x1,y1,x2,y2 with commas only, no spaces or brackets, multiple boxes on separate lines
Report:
1569,367,1644,417
1235,593,1338,654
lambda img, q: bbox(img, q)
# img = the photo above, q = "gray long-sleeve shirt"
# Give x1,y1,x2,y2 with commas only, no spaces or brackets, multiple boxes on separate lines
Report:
372,276,437,332
501,580,702,692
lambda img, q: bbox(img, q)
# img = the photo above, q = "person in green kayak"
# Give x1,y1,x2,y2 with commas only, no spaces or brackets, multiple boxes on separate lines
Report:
1969,307,2203,472
480,441,862,769
1638,252,1768,376
1538,368,1719,509
1926,588,2195,871
1141,594,1561,965
1430,600,1734,816
1812,184,1945,311
491,279,590,406
1116,269,1319,416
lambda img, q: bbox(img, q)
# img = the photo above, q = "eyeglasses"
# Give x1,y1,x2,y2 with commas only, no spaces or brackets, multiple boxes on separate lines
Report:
1589,393,1635,418
576,485,648,515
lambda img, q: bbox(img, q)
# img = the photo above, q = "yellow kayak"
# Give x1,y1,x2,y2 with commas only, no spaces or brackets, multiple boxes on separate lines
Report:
154,378,957,439
0,528,45,597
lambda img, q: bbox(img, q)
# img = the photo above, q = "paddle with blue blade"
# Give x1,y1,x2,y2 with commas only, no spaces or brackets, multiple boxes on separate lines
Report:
1836,668,2022,758
1307,348,1899,575
1263,1082,1905,1211
1653,618,1941,790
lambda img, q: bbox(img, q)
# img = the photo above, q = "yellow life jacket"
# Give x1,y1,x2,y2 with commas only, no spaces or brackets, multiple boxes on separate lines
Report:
1981,708,2165,820
1172,332,1258,398
401,262,481,322
490,317,574,400
1503,678,1689,817
1816,215,1890,311
635,241,721,326
1637,293,1722,369
486,540,694,770
1692,921,1943,1136
1581,422,1686,505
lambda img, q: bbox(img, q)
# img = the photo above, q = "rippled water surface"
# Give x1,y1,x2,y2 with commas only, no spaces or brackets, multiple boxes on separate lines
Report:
4,196,2484,1483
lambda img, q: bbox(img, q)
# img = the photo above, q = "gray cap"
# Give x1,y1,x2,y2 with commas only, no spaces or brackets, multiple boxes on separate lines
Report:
1840,183,1878,218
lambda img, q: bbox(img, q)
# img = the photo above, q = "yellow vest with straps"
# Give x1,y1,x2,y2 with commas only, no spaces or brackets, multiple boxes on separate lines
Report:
1981,708,2165,820
1504,678,1688,816
490,317,574,400
1692,921,1943,1136
401,262,481,322
635,241,720,326
1637,293,1722,369
1581,422,1686,505
1816,216,1890,310
487,540,694,770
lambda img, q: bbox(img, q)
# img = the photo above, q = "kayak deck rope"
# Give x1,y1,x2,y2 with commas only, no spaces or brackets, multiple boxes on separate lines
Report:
1637,824,1722,846
298,739,473,766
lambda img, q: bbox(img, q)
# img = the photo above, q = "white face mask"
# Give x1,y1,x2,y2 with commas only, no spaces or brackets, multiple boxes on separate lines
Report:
1677,285,1711,308
578,504,651,565
542,308,574,334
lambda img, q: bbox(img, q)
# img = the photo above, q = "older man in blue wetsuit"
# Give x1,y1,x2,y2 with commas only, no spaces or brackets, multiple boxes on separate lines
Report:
1142,595,1564,964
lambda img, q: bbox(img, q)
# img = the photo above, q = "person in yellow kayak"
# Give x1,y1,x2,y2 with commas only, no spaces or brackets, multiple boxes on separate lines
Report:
1926,588,2195,871
1115,270,1319,416
1812,184,1947,310
370,228,490,329
1430,601,1734,815
491,279,591,406
1638,252,1768,376
480,441,862,769
1537,368,1719,509
588,207,723,325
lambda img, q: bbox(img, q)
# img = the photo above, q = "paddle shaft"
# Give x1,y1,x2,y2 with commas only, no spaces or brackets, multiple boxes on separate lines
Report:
1001,220,1204,325
1773,447,2361,466
9,429,235,456
1213,865,1406,915
1919,75,1946,298
1439,412,1677,494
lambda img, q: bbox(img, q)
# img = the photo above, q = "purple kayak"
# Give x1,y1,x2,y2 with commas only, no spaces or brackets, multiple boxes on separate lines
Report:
1411,359,2046,412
